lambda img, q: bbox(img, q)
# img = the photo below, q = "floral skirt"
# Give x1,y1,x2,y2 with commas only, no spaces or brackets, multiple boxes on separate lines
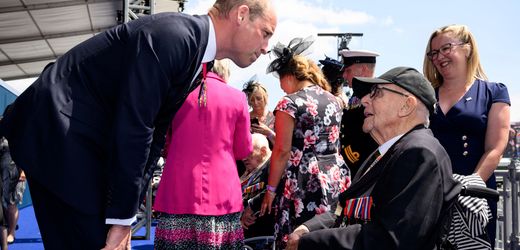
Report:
155,212,244,250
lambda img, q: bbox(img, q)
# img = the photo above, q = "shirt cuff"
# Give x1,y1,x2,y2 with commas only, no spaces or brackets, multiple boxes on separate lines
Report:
106,216,137,226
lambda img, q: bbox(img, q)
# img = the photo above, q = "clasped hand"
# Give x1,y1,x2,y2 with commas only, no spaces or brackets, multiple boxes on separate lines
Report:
240,206,257,229
286,225,310,250
102,225,131,250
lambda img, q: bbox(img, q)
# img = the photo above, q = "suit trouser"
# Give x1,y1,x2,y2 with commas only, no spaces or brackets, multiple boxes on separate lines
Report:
28,177,109,250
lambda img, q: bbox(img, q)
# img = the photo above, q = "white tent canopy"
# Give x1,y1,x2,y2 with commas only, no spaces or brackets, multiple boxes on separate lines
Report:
0,0,183,81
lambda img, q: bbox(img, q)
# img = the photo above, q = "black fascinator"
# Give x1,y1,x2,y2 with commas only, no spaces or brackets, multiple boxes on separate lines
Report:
242,75,266,97
319,55,344,74
319,55,346,94
266,36,314,77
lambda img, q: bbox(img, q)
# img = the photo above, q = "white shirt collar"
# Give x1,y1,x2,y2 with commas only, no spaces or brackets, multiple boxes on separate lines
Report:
378,133,404,156
202,15,217,63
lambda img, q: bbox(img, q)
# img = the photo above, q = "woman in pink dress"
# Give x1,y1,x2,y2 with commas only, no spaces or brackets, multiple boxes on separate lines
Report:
154,59,253,249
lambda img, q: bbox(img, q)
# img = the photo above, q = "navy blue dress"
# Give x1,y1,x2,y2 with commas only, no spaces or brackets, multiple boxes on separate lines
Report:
430,79,510,246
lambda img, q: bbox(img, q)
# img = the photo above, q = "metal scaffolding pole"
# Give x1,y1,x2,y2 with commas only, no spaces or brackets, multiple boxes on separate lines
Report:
507,131,520,249
317,33,364,60
497,127,520,250
121,0,157,24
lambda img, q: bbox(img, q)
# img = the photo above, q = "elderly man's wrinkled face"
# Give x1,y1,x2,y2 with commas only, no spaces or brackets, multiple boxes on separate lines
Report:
361,84,410,139
243,146,264,171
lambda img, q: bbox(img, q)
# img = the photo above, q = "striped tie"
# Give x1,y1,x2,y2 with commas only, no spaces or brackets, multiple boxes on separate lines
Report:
360,149,381,178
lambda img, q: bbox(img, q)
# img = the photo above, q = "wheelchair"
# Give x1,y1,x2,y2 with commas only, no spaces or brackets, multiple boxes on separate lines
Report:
437,183,499,250
240,184,499,250
243,236,275,250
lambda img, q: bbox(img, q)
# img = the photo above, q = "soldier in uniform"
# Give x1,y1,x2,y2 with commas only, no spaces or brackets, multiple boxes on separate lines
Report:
339,50,380,176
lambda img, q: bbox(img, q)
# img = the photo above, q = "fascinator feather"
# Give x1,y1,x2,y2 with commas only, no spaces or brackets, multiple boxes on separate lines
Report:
266,36,315,77
319,55,346,92
319,55,344,73
242,74,266,97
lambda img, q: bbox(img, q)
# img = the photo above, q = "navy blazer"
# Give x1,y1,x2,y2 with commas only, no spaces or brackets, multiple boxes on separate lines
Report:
300,126,461,249
1,12,210,219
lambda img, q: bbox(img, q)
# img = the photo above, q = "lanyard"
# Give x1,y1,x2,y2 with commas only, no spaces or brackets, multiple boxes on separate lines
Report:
198,62,208,107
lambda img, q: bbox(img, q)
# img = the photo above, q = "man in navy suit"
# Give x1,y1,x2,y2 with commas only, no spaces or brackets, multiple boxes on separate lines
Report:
0,0,277,248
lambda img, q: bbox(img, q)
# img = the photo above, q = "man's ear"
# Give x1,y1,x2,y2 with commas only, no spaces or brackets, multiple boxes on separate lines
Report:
398,96,416,117
260,146,267,159
236,5,250,23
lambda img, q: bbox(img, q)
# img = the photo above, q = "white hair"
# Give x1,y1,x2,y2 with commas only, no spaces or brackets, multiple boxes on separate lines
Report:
416,100,431,128
211,59,231,82
251,133,269,151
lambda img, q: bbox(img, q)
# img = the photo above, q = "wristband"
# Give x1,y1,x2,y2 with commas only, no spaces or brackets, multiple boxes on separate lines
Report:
267,132,275,141
266,184,277,193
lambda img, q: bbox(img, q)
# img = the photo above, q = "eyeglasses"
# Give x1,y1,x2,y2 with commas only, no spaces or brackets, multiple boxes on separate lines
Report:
426,42,466,60
369,85,409,99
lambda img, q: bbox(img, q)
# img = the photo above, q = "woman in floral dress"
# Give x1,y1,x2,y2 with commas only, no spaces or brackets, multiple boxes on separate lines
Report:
260,37,350,249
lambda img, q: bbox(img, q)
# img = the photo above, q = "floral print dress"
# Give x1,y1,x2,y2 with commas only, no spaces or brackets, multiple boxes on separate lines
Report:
273,85,350,248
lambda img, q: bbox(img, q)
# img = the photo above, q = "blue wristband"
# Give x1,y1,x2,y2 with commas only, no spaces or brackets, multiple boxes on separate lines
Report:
266,184,276,193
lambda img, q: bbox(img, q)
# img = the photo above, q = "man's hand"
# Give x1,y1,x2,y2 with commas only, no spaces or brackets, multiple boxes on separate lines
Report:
286,225,310,250
102,225,131,250
19,170,26,182
240,206,257,229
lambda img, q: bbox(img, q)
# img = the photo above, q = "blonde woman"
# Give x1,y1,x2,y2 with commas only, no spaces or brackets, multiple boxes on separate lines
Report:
424,24,511,247
242,81,276,145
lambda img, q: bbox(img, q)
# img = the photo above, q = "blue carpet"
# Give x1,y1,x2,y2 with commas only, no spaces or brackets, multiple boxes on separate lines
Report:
9,205,155,250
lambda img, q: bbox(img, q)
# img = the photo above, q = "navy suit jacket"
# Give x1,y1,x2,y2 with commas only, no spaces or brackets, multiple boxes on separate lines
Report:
1,12,210,219
299,126,461,249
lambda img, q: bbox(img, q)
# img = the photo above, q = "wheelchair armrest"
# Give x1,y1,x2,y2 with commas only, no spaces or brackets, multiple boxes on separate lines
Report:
460,185,499,202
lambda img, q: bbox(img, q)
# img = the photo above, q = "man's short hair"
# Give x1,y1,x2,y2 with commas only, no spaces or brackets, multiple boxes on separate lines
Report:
212,0,268,20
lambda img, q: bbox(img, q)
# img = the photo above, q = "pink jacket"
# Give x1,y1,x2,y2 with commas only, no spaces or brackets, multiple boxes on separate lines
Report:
154,72,252,216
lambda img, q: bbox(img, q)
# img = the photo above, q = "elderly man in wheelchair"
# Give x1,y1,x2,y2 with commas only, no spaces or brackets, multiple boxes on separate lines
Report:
282,68,496,250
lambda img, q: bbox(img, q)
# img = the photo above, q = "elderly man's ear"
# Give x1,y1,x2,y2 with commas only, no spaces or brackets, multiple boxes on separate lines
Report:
260,146,267,159
398,96,417,117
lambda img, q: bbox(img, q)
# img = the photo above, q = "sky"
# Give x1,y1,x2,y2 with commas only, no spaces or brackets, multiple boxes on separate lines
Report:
4,0,519,121
184,0,520,122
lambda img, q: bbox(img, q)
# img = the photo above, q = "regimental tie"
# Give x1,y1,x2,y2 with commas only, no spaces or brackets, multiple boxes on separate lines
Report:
360,149,382,178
